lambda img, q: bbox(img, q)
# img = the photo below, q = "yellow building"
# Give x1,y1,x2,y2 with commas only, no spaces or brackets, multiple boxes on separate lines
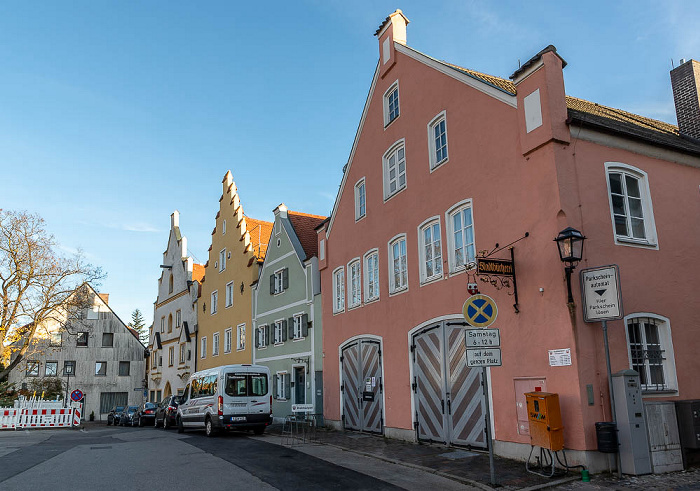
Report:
197,170,272,370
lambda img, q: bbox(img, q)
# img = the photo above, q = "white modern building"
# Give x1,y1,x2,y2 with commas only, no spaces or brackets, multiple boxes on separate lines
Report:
148,211,203,402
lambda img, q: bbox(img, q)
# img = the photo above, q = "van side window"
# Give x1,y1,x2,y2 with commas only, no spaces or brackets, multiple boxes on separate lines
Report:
191,378,201,399
225,374,247,397
182,384,190,401
250,374,267,396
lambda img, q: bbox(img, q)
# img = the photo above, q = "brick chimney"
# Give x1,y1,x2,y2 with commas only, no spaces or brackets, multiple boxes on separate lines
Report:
670,59,700,140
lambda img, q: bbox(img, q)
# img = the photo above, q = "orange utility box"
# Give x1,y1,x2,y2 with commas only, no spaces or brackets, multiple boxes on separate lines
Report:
525,392,564,451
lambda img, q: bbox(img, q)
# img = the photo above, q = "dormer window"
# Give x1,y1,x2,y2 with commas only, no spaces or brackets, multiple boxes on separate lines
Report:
383,81,400,127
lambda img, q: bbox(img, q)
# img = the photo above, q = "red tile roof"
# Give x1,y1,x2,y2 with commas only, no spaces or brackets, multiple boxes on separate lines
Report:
288,211,328,259
245,217,273,261
192,263,205,283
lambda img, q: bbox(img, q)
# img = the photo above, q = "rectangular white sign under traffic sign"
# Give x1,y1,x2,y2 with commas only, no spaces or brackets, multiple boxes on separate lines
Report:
291,404,314,413
580,265,623,323
466,347,502,367
465,328,500,347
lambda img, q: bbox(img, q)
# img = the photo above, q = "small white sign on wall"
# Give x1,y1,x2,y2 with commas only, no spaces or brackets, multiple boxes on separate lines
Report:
549,348,572,367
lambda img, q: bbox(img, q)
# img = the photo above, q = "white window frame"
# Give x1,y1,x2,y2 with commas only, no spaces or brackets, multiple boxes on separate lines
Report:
383,80,400,127
605,162,658,249
275,371,289,400
236,324,246,351
363,249,380,303
427,110,449,170
211,290,218,315
160,317,165,333
292,314,304,340
332,267,345,314
354,178,366,221
219,249,226,272
273,269,285,295
212,332,220,356
446,199,477,274
624,313,677,393
224,327,232,353
176,310,181,328
168,346,174,366
225,281,234,308
200,336,207,359
45,361,58,376
179,343,186,364
388,234,408,294
382,140,407,200
222,219,226,235
257,325,268,349
418,216,444,284
347,259,362,308
273,320,284,345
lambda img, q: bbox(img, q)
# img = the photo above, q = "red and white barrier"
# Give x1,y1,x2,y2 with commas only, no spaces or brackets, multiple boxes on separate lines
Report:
1,397,83,430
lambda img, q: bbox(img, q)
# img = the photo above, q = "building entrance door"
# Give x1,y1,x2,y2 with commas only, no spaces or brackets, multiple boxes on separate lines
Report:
412,321,487,448
294,367,305,405
341,338,383,433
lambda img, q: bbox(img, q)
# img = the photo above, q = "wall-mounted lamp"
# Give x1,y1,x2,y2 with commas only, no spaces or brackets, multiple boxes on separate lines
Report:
554,227,586,303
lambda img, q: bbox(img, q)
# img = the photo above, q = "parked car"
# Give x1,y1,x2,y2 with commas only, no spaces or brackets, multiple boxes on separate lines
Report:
177,364,272,437
135,402,158,427
154,395,182,429
119,405,139,426
107,405,125,426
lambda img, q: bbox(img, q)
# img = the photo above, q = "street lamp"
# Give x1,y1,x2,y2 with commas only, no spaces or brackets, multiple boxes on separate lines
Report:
63,363,74,405
554,227,586,303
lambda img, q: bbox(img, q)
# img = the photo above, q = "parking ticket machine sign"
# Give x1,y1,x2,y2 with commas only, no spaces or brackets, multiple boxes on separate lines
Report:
580,265,623,323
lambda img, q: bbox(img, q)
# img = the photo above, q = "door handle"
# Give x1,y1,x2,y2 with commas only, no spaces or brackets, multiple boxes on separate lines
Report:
447,399,452,415
441,399,445,413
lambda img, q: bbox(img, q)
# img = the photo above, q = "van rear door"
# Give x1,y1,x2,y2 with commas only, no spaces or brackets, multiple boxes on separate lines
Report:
246,371,270,415
222,371,269,418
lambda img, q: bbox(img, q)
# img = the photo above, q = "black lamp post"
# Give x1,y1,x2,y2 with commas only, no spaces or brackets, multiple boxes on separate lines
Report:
63,363,74,405
554,227,586,303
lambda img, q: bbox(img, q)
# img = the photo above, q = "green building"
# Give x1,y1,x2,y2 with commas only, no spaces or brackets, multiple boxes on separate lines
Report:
252,204,326,422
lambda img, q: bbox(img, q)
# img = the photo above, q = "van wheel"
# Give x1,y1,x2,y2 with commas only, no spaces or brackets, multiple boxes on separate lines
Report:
205,417,217,437
253,426,265,436
177,416,184,434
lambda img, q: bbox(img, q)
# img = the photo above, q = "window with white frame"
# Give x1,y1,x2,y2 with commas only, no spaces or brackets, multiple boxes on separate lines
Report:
168,346,174,366
219,249,226,272
428,111,448,169
45,361,58,376
222,219,226,235
355,179,366,220
333,267,345,313
292,315,304,339
419,218,443,282
275,372,290,400
626,314,677,392
26,361,39,377
273,320,285,344
212,332,220,356
160,317,165,333
224,327,232,353
446,201,476,273
200,337,207,359
176,310,181,328
388,235,408,293
179,343,186,364
271,268,287,295
606,163,657,246
364,250,379,302
211,290,218,314
225,281,234,308
383,141,406,199
348,259,361,308
237,324,246,350
257,325,269,348
383,81,400,126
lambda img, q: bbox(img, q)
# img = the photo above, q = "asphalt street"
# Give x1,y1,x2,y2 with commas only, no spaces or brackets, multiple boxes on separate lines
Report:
0,425,472,491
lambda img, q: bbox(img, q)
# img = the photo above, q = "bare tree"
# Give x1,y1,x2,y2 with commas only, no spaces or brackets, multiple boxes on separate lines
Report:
0,210,103,381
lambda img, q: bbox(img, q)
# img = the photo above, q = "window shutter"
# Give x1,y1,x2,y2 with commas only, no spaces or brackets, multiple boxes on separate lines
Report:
255,331,259,349
283,268,289,290
269,274,275,294
272,375,278,398
265,326,270,346
284,374,291,399
288,318,294,338
301,314,309,337
282,320,288,341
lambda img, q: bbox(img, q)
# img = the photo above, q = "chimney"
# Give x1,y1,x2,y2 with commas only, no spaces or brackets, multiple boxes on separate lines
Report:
670,59,700,140
375,10,409,78
171,210,179,229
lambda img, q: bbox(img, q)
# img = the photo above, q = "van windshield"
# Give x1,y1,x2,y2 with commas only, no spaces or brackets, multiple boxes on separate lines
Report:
225,373,268,397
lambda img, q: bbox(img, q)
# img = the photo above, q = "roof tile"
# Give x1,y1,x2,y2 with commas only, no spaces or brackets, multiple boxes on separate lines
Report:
288,211,327,259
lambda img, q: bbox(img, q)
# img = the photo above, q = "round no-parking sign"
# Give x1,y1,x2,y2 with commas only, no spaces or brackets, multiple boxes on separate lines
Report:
70,389,84,402
462,294,498,328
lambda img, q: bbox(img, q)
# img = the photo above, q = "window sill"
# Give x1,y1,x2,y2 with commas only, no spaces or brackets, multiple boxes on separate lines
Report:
364,296,380,305
642,389,678,396
429,158,449,173
383,186,407,204
348,303,362,311
332,309,345,316
384,116,399,130
292,337,306,342
420,274,444,287
274,342,284,347
236,348,245,352
355,214,366,223
389,286,408,297
614,236,658,250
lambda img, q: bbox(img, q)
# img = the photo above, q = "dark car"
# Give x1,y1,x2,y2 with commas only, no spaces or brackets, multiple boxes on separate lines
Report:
119,405,139,426
135,402,158,427
107,405,125,426
154,395,182,429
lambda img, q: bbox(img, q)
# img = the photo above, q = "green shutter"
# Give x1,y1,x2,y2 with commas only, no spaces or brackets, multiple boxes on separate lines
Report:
281,320,288,341
282,268,289,290
301,314,309,337
269,274,275,294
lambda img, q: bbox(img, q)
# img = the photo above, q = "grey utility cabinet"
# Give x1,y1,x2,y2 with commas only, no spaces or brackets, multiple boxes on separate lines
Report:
612,370,652,475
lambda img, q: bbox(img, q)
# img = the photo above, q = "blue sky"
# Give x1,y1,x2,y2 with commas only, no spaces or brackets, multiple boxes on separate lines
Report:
1,1,698,326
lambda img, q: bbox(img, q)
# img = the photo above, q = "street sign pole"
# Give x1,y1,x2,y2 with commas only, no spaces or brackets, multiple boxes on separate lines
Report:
602,319,621,478
482,366,496,486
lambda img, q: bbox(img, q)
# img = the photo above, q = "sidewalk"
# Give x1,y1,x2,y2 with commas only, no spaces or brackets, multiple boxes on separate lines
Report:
264,424,580,490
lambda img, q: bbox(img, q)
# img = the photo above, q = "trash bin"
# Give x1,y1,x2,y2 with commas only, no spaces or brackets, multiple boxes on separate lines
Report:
595,422,618,453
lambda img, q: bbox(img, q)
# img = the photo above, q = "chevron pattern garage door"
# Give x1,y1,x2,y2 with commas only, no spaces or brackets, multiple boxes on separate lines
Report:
412,322,486,448
341,339,383,434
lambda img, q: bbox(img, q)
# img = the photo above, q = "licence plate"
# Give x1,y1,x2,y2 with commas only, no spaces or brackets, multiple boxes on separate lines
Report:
232,416,246,422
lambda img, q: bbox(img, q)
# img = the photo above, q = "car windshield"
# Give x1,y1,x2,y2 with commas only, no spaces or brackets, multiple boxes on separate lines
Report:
144,403,157,409
115,406,125,412
224,373,268,397
127,406,138,412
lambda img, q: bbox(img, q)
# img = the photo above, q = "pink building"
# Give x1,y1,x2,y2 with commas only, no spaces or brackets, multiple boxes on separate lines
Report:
318,10,700,470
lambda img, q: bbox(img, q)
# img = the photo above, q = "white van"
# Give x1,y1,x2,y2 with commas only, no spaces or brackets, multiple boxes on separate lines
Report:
177,364,272,436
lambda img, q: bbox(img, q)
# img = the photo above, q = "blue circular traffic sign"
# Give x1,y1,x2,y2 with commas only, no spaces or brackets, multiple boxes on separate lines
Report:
70,389,84,402
463,294,498,327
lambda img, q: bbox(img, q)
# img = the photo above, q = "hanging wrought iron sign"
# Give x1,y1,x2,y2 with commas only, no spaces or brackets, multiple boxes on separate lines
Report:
477,258,514,276
475,232,529,313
